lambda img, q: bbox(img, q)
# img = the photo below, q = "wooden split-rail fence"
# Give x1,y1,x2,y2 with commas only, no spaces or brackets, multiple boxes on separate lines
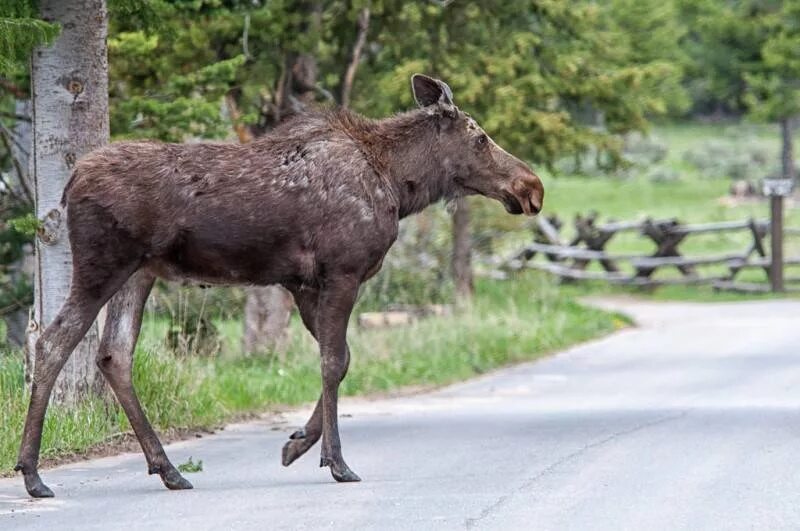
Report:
504,213,800,292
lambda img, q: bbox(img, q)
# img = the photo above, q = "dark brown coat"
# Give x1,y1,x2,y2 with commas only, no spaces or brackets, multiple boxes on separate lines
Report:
16,75,543,498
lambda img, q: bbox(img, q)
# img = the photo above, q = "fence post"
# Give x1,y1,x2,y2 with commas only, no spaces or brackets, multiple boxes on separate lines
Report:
763,179,793,292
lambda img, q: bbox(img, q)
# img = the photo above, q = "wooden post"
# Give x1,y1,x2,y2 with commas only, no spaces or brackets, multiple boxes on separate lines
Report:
452,197,474,304
764,179,793,292
770,195,784,292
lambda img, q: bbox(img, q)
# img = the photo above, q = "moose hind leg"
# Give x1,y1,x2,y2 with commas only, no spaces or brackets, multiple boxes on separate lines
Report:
96,271,192,491
16,274,134,497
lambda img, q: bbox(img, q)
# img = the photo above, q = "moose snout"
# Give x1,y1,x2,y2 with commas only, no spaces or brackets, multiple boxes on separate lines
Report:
510,169,544,216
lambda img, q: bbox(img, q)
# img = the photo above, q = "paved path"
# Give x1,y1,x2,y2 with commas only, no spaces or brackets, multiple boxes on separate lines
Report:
2,299,800,530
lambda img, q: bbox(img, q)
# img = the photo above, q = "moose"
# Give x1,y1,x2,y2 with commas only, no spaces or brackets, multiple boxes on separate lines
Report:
16,74,544,498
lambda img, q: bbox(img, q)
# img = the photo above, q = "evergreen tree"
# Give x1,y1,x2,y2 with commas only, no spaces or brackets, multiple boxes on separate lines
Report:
0,0,59,75
744,0,800,181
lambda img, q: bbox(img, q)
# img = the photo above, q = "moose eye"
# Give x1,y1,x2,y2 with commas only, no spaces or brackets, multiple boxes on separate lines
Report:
476,134,488,146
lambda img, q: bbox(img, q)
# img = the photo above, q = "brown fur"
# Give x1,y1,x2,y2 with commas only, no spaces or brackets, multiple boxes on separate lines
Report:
16,75,543,497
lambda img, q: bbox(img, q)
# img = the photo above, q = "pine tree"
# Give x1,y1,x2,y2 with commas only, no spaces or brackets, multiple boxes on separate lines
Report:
744,1,800,181
0,0,60,75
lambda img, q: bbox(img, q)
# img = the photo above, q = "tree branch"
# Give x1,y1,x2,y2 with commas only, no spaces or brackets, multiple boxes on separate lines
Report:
242,14,252,61
224,91,255,144
0,111,31,122
340,7,370,108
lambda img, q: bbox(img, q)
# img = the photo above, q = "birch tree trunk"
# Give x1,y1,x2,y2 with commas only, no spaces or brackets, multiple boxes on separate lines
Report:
452,197,474,305
242,285,294,357
26,0,109,403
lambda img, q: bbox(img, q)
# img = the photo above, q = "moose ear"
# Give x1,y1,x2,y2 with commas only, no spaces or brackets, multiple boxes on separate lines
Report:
411,74,454,107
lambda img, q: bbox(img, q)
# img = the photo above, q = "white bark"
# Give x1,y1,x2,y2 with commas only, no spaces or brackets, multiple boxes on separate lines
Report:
452,197,474,306
26,0,109,403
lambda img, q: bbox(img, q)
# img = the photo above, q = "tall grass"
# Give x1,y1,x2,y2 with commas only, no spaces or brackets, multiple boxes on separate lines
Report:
0,272,624,474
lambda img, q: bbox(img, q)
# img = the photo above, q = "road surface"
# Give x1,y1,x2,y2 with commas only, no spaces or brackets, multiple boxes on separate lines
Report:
2,298,800,530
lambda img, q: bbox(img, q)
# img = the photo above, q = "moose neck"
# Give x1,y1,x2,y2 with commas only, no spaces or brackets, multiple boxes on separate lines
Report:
373,111,456,219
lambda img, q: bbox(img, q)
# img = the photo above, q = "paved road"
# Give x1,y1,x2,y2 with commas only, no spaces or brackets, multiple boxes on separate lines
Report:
3,299,800,530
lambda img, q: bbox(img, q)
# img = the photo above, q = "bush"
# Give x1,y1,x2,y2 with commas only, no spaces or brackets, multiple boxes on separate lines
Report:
682,138,776,180
646,166,680,183
150,285,228,357
623,132,668,166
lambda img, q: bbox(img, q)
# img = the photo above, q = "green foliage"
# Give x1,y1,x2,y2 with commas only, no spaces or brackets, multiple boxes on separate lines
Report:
107,0,339,141
743,1,800,122
0,205,33,324
103,0,685,165
677,0,800,122
177,456,203,473
0,0,60,74
7,212,38,236
109,21,247,140
352,1,682,168
677,0,757,115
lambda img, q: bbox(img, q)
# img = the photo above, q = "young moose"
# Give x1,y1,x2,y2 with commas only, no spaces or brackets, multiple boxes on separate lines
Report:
16,75,544,497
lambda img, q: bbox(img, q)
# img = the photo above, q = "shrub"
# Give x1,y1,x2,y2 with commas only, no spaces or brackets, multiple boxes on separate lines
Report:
622,132,668,166
682,138,777,180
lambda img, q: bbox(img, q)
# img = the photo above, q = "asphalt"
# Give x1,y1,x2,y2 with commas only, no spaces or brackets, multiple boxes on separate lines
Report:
2,298,800,530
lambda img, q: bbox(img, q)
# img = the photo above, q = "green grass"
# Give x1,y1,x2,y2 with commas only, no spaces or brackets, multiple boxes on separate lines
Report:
0,271,625,474
491,121,800,301
538,173,800,299
177,456,203,473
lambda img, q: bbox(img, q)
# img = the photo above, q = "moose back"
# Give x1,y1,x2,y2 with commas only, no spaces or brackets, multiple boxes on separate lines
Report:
16,74,543,498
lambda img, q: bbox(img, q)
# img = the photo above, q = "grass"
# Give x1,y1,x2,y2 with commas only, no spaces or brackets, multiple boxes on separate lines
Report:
0,271,626,474
177,456,203,473
476,121,800,301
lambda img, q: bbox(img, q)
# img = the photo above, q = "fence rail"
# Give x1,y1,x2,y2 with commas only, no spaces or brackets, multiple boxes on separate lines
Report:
503,213,800,292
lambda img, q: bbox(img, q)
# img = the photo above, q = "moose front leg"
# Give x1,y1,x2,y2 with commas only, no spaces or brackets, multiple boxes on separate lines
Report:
316,277,361,482
281,287,352,468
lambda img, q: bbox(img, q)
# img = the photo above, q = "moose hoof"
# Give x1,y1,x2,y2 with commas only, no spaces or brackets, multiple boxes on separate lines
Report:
160,468,193,491
282,430,314,467
23,473,54,498
282,440,301,467
320,457,361,483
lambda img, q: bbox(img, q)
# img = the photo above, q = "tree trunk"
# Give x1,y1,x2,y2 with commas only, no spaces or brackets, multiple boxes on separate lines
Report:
451,197,474,305
242,285,295,357
340,8,370,108
781,117,796,182
26,0,109,403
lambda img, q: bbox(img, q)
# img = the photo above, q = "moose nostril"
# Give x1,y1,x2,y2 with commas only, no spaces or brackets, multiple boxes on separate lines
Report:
531,177,544,211
529,196,541,215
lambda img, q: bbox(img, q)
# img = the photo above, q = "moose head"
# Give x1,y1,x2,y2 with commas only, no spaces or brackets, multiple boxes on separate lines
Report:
410,73,544,216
